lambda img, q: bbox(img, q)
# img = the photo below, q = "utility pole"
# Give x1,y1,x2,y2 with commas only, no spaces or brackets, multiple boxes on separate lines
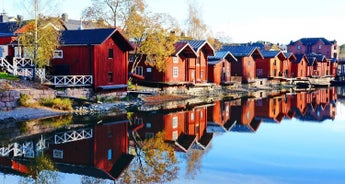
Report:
34,0,38,62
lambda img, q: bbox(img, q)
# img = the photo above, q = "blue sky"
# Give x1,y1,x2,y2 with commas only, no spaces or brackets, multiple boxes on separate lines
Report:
3,0,345,44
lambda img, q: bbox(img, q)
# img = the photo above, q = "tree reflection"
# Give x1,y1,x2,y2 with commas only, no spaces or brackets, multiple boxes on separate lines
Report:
120,131,179,184
20,153,59,184
182,143,212,179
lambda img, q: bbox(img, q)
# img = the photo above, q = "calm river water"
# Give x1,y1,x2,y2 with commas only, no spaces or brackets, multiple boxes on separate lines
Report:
1,86,345,184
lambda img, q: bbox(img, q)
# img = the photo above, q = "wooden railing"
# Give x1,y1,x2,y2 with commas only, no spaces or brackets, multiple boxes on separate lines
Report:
0,57,15,74
47,75,93,87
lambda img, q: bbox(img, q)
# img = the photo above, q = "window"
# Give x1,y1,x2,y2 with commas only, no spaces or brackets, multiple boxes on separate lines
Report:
146,122,152,128
53,50,63,59
135,66,144,76
172,116,178,128
53,149,63,159
107,149,112,160
172,130,178,140
14,47,22,57
190,112,194,121
273,60,276,65
297,45,301,50
197,57,201,65
173,57,178,63
146,67,152,72
318,45,322,50
173,67,178,78
108,72,113,83
108,48,114,59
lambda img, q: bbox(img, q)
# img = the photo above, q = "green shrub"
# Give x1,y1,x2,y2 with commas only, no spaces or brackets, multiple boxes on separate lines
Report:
19,93,37,107
40,97,73,111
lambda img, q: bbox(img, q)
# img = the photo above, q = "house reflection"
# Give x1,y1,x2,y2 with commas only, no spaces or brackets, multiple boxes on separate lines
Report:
207,87,337,135
0,114,133,181
132,104,213,153
294,87,337,122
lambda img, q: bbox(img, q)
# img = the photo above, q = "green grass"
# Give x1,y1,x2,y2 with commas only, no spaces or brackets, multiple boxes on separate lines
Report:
0,72,19,80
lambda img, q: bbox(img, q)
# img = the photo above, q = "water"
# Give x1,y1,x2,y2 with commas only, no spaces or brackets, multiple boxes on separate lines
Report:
0,87,344,184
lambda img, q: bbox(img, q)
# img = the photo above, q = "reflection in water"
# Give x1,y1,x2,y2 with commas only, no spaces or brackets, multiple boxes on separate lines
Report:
0,87,341,183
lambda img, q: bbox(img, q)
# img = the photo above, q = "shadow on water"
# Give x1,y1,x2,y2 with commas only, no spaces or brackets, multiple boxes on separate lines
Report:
0,86,342,183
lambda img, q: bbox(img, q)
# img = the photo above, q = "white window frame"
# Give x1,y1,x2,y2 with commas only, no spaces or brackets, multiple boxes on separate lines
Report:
173,56,178,63
172,130,178,140
172,116,178,128
53,149,63,159
173,67,178,78
53,50,63,59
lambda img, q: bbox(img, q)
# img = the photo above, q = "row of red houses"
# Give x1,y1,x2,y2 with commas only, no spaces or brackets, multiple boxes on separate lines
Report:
0,17,340,90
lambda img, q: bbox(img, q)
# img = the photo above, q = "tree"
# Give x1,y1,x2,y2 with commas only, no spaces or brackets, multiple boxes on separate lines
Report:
122,3,180,77
83,0,180,79
82,0,145,27
17,17,61,68
185,0,207,40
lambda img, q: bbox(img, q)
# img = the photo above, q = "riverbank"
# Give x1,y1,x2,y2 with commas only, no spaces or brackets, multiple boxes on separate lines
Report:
0,78,294,123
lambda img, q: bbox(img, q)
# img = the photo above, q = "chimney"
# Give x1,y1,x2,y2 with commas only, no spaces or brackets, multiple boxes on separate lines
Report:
61,13,68,22
0,12,8,23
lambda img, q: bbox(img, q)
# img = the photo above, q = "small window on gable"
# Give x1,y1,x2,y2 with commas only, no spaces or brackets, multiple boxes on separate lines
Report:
318,45,322,50
297,45,301,50
173,57,178,63
108,48,114,59
53,50,63,59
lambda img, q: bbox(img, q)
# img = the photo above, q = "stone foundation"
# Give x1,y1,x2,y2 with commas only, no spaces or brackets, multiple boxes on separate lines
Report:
0,88,56,111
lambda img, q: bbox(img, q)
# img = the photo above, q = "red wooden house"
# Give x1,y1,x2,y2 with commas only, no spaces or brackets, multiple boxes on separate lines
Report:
229,98,262,132
255,50,286,78
255,95,284,123
0,21,28,58
291,54,308,78
207,100,233,131
290,91,308,116
306,53,329,77
179,40,214,84
0,115,133,180
51,28,134,90
207,51,237,85
220,45,263,83
304,88,336,121
130,41,198,85
282,52,296,78
46,119,133,180
287,37,338,59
